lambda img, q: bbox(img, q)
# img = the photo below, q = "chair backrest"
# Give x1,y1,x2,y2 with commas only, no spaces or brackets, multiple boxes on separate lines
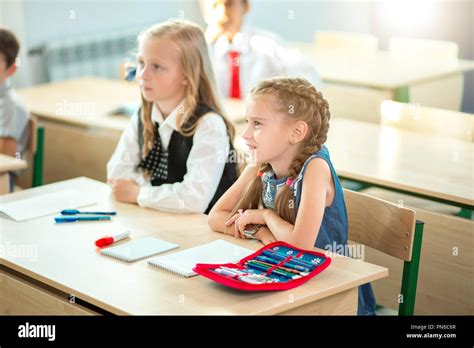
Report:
314,31,378,54
388,37,459,64
380,100,474,142
344,188,416,262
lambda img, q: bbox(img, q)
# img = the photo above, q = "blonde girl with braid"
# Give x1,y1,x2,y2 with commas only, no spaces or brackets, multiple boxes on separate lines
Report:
107,20,237,213
208,76,377,315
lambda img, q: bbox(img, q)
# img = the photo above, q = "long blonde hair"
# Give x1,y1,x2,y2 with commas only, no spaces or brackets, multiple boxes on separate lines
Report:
138,20,235,157
230,77,331,224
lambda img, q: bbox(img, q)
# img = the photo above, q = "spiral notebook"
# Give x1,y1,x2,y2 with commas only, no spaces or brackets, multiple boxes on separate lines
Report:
148,239,253,277
100,237,179,262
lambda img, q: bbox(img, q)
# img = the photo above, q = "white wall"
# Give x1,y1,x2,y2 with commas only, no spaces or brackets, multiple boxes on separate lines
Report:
1,0,473,112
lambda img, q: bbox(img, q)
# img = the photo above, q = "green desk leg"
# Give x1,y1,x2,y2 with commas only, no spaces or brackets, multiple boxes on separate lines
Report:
341,180,371,192
394,86,410,103
32,126,44,187
457,208,473,220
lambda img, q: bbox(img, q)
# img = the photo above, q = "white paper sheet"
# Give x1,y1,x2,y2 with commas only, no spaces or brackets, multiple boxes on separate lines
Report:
0,189,97,221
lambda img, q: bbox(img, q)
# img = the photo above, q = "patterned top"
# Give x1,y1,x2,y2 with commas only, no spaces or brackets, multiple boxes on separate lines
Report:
261,145,376,315
137,122,169,182
262,145,348,249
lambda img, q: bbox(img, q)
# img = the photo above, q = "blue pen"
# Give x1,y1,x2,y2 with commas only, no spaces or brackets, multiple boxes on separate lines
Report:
245,261,296,280
268,248,317,267
262,250,315,271
256,255,310,273
60,209,117,216
55,216,112,223
256,255,279,265
262,249,286,261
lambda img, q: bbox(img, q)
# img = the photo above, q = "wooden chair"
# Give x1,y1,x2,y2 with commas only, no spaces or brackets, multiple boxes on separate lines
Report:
388,37,459,64
363,207,474,314
314,31,379,54
388,37,463,110
344,189,424,315
311,31,383,124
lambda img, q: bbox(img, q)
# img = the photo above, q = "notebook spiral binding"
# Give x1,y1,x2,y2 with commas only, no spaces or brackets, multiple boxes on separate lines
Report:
101,248,133,262
148,260,189,277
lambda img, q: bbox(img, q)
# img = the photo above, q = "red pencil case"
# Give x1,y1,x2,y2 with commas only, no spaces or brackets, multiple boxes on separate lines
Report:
193,241,331,291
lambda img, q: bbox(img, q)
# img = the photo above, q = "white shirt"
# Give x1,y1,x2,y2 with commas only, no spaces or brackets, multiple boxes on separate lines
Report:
209,24,322,98
107,102,230,213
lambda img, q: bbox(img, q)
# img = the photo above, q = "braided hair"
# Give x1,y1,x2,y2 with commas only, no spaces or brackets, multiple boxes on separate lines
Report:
229,77,331,225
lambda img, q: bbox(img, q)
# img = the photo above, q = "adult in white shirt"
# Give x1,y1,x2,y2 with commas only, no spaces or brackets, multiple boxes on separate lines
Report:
200,0,322,99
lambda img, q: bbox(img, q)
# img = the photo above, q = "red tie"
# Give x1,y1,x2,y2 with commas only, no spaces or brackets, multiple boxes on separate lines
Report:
229,50,241,99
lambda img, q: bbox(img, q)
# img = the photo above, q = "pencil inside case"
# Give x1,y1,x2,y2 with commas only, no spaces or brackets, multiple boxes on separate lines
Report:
193,241,331,291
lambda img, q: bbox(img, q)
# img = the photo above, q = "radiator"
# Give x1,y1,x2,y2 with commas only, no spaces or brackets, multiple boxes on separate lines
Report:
43,28,140,81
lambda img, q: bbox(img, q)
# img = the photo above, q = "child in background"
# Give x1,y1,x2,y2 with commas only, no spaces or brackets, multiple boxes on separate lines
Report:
200,0,321,99
0,27,30,191
208,76,376,315
107,20,237,213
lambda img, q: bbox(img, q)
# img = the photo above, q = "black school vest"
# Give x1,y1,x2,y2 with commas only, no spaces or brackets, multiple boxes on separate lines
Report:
137,105,237,214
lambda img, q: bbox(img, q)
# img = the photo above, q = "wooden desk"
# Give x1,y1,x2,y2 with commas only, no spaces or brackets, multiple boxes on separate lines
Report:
0,154,27,194
0,177,387,315
16,78,137,185
18,77,245,130
17,78,247,185
302,48,474,91
18,78,139,132
327,118,474,209
289,43,474,122
236,118,473,209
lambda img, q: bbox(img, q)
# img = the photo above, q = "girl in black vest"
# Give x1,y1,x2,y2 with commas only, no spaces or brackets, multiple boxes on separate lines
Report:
107,20,237,214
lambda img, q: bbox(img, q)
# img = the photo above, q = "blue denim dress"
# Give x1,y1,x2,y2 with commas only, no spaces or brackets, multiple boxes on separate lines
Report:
261,145,376,315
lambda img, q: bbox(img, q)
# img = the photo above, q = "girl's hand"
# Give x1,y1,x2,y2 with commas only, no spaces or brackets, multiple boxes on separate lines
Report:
254,226,277,245
225,209,244,238
235,209,267,235
111,179,140,204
